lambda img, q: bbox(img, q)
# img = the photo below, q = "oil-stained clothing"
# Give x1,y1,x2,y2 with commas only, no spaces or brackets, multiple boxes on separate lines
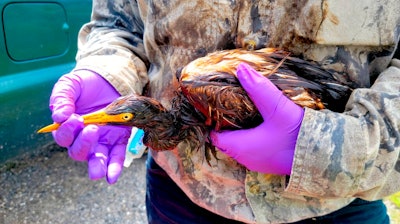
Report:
74,0,400,223
145,154,389,223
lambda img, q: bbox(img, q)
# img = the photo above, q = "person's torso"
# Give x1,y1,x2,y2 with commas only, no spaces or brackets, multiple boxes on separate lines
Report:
136,0,400,222
139,0,398,106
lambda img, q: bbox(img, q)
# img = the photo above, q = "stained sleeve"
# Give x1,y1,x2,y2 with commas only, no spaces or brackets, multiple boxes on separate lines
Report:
74,0,149,96
286,59,400,200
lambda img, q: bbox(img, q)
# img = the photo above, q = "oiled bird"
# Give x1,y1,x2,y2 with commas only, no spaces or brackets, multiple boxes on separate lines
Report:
38,48,352,158
177,48,352,131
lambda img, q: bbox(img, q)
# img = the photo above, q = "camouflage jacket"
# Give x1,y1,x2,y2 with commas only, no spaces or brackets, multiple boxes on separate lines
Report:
74,0,400,223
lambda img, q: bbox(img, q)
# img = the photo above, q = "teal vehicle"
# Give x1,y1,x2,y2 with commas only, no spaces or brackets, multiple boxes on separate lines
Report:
0,0,92,163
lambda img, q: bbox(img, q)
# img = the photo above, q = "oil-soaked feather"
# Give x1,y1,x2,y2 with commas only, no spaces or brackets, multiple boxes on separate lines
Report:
91,48,352,166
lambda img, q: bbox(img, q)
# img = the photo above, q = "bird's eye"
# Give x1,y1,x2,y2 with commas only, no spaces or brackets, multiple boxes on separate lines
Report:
121,113,133,121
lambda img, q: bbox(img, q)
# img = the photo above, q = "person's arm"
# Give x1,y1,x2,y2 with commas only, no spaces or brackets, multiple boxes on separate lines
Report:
49,0,148,184
286,59,400,200
75,0,149,95
212,60,400,200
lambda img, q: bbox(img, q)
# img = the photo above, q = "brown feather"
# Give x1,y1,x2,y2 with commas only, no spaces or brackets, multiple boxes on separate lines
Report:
177,48,352,132
66,48,352,162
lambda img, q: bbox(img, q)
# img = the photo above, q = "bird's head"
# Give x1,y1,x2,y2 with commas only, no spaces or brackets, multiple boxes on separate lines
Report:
37,94,168,133
99,94,168,127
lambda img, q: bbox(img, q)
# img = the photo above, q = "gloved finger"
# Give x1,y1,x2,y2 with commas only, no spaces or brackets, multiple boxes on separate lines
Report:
53,114,84,147
68,124,99,161
210,129,249,158
236,63,284,118
88,143,109,180
106,144,126,184
50,74,82,122
98,126,131,146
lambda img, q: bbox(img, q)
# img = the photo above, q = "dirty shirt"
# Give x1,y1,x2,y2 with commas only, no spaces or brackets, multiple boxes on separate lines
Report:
74,0,400,223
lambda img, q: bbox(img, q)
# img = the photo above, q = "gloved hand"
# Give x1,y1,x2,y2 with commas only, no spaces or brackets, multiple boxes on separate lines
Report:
210,63,304,175
50,69,131,184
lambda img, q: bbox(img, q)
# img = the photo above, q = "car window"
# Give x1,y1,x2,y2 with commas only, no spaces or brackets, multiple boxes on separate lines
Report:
0,0,92,163
3,3,70,61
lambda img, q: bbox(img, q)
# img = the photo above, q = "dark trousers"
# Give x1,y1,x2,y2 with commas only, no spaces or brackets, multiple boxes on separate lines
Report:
146,155,389,224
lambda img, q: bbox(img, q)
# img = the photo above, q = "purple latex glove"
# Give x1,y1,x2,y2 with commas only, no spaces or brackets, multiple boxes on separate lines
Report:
50,70,131,184
210,63,304,175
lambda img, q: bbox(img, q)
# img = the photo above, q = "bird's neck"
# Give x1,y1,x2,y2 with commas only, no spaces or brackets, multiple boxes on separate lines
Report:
136,111,184,151
137,96,208,152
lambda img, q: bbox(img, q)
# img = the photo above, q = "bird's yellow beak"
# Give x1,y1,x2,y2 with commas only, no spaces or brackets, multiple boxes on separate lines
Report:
37,110,134,133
